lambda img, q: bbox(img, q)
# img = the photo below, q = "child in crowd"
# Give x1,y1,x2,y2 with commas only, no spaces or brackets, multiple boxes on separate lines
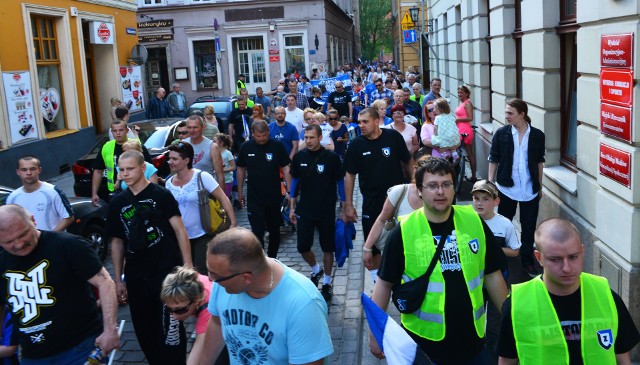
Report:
214,133,236,201
431,98,460,160
352,98,363,123
274,85,286,105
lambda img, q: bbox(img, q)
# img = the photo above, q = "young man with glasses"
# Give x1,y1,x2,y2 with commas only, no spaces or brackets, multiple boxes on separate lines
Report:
198,228,333,364
368,157,508,365
327,81,352,120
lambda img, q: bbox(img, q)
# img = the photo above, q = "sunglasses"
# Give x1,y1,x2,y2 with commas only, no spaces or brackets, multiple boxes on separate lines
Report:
214,271,251,283
166,302,192,315
427,108,435,113
177,131,188,135
335,86,343,89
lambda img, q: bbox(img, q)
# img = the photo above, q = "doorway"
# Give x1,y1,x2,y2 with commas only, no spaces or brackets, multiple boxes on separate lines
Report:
144,47,169,102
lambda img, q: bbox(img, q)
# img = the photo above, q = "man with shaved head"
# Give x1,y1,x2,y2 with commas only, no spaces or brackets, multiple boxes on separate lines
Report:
0,204,119,363
497,218,639,365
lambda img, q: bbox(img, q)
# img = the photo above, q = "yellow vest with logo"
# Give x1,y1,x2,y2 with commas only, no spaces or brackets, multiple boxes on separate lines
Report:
512,273,618,365
399,205,486,340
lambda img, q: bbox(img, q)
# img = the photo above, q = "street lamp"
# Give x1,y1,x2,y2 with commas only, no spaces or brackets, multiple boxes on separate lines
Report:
409,7,420,25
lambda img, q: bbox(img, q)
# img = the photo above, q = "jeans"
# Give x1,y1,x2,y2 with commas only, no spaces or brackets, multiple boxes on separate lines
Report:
497,191,540,267
21,335,96,365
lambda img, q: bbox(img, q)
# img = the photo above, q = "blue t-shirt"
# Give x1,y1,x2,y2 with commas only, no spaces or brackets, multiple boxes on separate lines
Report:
253,95,272,112
364,82,376,103
269,121,298,155
208,262,334,364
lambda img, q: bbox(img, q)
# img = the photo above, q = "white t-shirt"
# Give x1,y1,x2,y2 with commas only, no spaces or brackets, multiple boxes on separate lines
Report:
7,182,71,231
386,183,415,217
285,107,305,133
165,169,219,239
299,122,333,146
484,213,521,250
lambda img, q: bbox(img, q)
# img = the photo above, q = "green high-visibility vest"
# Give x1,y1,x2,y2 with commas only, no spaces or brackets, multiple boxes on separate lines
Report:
512,273,618,365
399,205,486,340
102,140,117,192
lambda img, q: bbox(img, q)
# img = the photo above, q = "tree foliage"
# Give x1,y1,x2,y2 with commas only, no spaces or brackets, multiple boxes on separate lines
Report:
359,0,393,61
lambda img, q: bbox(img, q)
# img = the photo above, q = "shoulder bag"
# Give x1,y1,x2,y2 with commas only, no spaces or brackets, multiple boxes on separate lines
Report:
375,184,409,251
197,172,231,235
391,229,449,314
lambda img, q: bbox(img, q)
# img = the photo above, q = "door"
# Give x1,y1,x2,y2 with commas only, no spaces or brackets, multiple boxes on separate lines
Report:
144,47,169,103
234,37,268,94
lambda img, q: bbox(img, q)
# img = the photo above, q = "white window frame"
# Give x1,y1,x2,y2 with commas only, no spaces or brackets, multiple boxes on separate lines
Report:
279,31,309,79
138,0,167,7
188,36,222,91
226,32,269,93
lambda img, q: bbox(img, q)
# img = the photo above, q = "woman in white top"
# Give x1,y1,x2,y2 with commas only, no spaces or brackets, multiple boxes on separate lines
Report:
383,104,419,154
362,156,430,273
165,141,236,274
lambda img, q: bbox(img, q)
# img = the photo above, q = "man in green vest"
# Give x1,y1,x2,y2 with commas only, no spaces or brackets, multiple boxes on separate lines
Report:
497,218,639,365
368,157,508,365
236,74,246,95
91,119,151,206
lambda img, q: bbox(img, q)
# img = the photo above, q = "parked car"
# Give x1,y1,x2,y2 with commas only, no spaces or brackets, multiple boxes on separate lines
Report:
72,118,183,200
0,185,110,261
187,95,236,133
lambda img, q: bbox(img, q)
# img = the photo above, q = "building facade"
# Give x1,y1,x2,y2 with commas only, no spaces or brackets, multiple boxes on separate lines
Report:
0,0,138,187
391,0,423,76
426,0,640,358
135,0,359,102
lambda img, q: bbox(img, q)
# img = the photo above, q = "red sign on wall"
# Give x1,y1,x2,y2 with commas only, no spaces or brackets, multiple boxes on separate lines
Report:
600,103,633,142
601,33,634,68
599,143,632,188
269,55,280,62
600,68,634,107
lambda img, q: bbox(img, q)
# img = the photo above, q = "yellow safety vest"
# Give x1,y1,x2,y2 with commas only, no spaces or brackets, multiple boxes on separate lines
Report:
101,138,140,192
512,273,618,365
236,80,246,95
399,205,486,340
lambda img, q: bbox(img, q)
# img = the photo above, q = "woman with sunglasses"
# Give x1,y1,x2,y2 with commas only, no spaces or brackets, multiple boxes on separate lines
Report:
160,266,229,365
383,104,419,154
165,142,236,274
202,105,221,138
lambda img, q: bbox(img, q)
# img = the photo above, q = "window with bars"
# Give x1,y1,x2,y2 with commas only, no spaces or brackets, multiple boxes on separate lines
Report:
32,15,66,132
193,40,218,89
284,34,306,75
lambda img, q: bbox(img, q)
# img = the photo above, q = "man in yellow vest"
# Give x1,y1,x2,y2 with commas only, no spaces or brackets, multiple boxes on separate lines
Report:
497,218,639,365
91,119,151,206
368,157,508,364
236,74,246,95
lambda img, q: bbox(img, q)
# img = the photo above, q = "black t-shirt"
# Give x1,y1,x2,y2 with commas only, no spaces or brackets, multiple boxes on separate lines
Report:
379,208,506,365
0,231,102,358
498,278,640,363
228,108,253,145
343,129,411,199
328,91,351,117
106,183,183,278
236,139,291,207
291,147,344,219
93,141,152,182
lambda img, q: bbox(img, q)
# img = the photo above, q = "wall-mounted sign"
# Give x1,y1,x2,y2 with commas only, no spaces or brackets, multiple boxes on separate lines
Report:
2,71,38,143
601,103,632,142
137,19,174,28
400,12,414,31
89,22,114,44
120,66,144,112
268,49,279,55
139,34,173,43
403,29,417,44
601,33,634,68
126,27,137,35
269,38,278,48
599,143,631,188
269,55,280,62
600,68,634,107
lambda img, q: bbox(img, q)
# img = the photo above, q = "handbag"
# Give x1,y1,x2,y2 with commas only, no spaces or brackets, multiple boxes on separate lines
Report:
391,228,449,314
197,171,231,235
375,184,409,251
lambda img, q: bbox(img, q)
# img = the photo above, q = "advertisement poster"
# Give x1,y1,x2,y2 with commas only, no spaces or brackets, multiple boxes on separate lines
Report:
2,71,38,143
119,65,144,112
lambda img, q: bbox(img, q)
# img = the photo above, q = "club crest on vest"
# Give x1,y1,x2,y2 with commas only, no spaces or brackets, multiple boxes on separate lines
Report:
468,238,479,254
265,153,273,162
382,147,390,157
317,164,324,173
597,329,614,350
396,298,407,312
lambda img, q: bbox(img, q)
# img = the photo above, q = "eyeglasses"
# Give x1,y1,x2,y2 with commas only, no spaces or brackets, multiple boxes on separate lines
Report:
422,182,455,192
329,117,338,121
177,131,188,135
166,302,192,315
279,82,285,85
375,84,383,87
213,271,251,283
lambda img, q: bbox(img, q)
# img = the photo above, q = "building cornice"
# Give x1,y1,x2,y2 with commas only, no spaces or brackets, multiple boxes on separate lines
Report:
77,0,137,12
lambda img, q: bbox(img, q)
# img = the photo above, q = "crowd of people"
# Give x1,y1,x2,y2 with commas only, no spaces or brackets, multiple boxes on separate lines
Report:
0,62,638,365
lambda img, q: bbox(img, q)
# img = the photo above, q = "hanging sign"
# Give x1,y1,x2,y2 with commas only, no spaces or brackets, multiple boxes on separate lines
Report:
89,22,114,44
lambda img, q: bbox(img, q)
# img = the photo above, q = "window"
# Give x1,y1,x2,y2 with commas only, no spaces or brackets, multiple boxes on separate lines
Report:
560,0,576,24
193,40,218,89
32,15,66,132
284,34,306,75
235,37,266,84
140,0,165,6
513,0,523,98
559,32,578,167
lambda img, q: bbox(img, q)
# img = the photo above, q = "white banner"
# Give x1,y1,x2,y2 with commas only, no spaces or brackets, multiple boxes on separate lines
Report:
119,65,144,112
2,71,39,144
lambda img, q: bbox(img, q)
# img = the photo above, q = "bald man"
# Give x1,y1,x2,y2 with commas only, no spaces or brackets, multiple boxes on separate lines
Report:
0,205,119,363
146,87,169,119
327,81,352,120
498,218,639,365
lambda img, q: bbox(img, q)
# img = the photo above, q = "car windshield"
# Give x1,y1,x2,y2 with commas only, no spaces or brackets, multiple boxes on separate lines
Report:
189,101,231,116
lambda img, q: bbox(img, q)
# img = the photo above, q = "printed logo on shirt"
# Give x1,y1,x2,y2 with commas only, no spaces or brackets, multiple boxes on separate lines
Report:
436,230,462,272
597,329,614,350
4,260,55,325
382,147,391,157
468,238,479,254
221,308,273,364
193,150,205,165
317,164,324,173
30,333,45,343
266,153,273,162
362,151,371,156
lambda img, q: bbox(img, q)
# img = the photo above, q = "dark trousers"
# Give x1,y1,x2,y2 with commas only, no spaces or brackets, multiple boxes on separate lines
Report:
362,196,387,255
497,191,540,266
126,275,187,365
190,234,214,274
248,202,282,257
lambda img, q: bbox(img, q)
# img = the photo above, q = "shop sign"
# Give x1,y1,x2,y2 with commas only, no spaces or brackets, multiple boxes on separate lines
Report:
599,143,631,188
600,68,634,107
600,103,632,142
601,33,633,68
139,34,173,43
89,22,114,44
126,27,137,35
269,55,280,62
137,19,174,28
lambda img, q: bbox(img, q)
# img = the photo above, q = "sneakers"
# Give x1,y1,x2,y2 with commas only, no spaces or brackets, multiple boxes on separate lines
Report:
523,263,540,278
321,284,333,302
310,269,324,287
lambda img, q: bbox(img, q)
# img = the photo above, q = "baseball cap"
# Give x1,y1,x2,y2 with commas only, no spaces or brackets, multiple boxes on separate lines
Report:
471,180,498,198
